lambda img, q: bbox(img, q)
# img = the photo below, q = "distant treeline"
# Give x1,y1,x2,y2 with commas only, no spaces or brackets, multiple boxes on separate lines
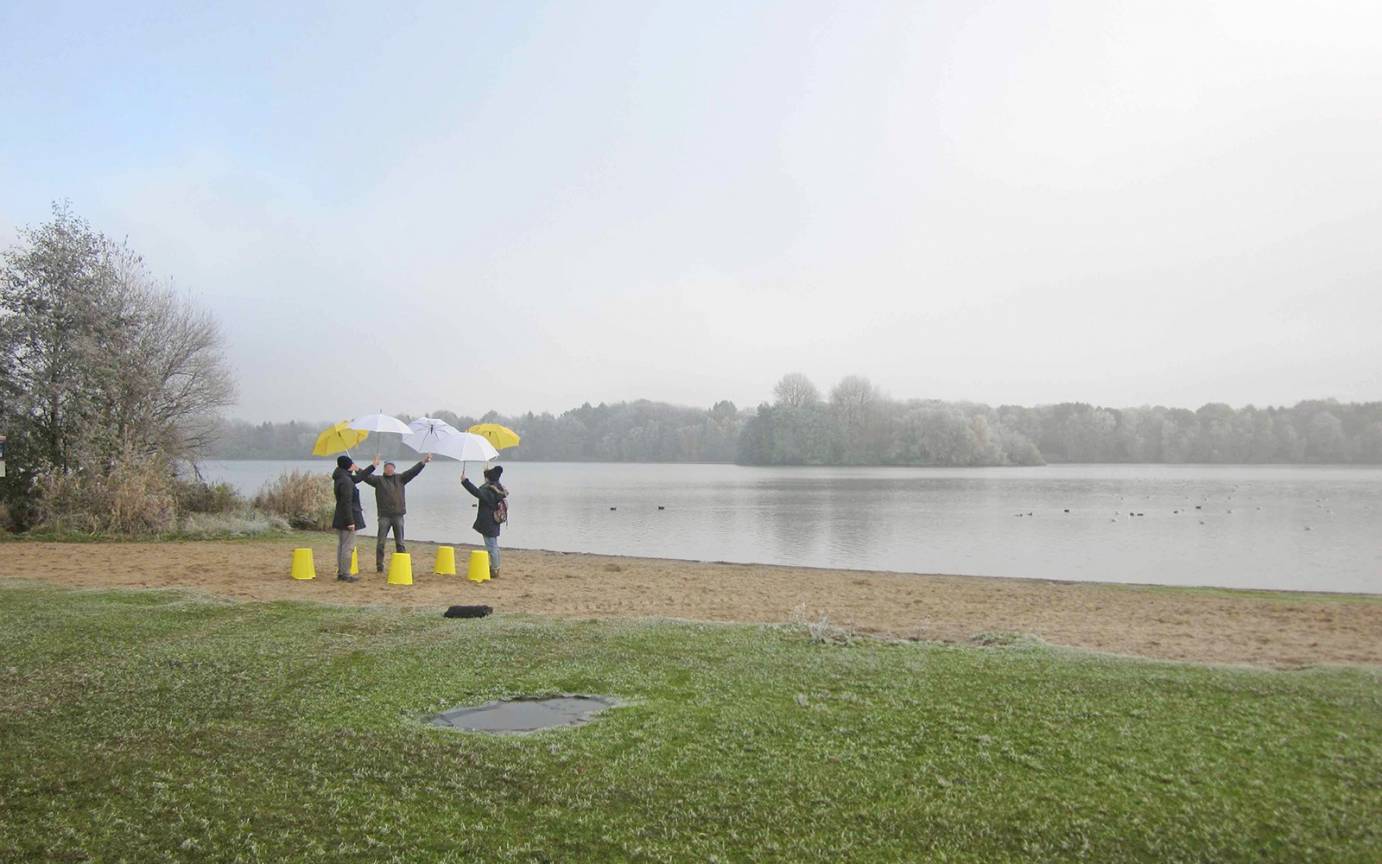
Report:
207,374,1382,466
209,400,741,464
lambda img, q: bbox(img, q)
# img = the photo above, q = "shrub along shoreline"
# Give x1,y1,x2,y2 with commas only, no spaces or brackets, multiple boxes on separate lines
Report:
0,464,332,541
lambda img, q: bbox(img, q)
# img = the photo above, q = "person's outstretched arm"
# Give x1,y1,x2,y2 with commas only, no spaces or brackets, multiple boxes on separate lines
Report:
352,464,375,484
460,472,499,504
400,453,430,484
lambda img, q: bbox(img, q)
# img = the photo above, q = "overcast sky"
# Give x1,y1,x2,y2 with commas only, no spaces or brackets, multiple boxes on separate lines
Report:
2,1,1380,421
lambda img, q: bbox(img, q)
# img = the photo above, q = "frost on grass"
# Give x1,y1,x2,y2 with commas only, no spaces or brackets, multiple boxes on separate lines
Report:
968,631,1045,649
5,585,1380,863
785,604,856,646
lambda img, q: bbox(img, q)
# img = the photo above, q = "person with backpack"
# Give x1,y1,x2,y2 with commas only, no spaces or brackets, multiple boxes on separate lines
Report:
461,464,508,579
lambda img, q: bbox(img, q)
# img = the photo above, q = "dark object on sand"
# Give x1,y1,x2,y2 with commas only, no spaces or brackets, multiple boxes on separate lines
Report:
444,605,493,619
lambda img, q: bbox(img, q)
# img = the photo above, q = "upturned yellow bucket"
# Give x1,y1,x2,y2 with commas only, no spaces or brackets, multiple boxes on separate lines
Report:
350,546,359,576
435,546,457,575
467,550,490,583
387,552,413,586
291,548,316,580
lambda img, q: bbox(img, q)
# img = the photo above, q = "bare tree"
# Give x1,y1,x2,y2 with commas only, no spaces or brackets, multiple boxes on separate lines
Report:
109,270,235,461
773,372,820,408
829,375,878,425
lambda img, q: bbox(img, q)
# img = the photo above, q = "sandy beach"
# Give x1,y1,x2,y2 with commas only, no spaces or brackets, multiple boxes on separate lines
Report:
1,536,1378,669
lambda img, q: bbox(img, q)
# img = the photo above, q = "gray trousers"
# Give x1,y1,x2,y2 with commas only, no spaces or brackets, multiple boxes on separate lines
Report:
336,529,354,577
376,515,405,569
484,534,501,572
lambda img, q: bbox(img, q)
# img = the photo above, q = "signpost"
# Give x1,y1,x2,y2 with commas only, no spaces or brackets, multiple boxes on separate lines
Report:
0,435,6,478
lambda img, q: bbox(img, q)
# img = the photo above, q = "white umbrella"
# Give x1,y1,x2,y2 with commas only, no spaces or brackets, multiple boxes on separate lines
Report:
402,417,459,455
348,412,412,435
430,431,500,463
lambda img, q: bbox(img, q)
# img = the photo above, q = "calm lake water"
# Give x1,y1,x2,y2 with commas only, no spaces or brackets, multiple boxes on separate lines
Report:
202,461,1382,594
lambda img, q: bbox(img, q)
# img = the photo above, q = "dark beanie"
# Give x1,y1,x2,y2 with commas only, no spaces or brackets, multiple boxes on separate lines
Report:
336,455,353,470
484,465,503,481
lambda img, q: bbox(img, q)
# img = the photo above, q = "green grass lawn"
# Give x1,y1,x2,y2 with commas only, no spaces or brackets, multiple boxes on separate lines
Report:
0,585,1378,863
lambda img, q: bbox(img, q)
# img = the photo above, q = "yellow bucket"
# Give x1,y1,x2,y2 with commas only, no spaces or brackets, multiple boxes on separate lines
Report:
291,548,316,581
467,550,490,583
435,546,457,575
350,546,359,576
387,552,413,586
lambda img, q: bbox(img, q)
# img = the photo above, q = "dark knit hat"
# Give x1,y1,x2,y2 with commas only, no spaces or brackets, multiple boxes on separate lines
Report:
484,465,503,481
336,455,353,470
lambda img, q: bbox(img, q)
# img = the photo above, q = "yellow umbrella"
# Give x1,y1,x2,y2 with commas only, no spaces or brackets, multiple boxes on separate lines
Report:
312,420,370,457
467,423,521,450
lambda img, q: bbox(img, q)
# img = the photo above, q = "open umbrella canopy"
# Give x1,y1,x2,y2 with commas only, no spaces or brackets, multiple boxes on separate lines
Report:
430,431,500,463
348,413,412,435
311,421,369,457
402,417,459,455
468,423,521,450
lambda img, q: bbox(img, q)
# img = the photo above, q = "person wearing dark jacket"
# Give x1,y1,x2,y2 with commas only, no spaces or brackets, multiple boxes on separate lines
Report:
461,464,508,579
360,453,430,572
331,455,360,582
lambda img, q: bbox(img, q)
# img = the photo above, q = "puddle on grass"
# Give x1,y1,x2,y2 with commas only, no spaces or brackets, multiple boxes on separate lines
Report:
428,696,618,734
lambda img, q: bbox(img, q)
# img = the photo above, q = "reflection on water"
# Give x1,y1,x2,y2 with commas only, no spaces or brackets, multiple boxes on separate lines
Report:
202,460,1382,593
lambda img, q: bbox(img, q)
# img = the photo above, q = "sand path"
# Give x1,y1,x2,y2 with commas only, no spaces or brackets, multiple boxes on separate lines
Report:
1,537,1378,668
